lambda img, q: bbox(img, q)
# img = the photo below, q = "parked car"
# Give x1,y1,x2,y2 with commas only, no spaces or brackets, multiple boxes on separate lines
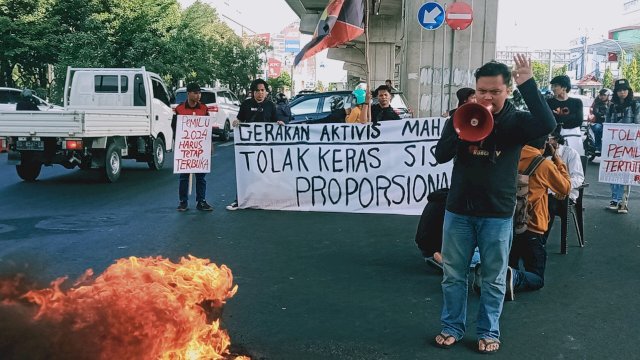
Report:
289,91,352,124
290,90,318,102
173,87,240,141
0,87,62,111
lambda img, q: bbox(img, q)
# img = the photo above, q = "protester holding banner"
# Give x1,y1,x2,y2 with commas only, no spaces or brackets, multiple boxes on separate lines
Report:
604,79,640,214
174,83,213,212
368,85,401,123
433,55,556,354
546,75,584,154
227,79,281,211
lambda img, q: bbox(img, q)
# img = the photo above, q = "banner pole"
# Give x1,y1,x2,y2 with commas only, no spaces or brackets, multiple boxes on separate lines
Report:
365,0,371,121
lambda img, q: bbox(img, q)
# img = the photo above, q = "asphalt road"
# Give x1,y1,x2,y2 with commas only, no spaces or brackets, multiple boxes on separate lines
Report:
1,144,639,359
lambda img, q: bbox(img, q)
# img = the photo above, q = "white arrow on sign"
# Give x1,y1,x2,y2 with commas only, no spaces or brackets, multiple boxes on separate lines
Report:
447,13,472,20
422,7,442,24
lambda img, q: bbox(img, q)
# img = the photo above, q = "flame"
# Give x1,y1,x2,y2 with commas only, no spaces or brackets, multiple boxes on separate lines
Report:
0,256,250,360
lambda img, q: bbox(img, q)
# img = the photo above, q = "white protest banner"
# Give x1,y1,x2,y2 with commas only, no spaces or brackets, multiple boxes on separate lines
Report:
232,118,453,215
599,123,640,185
173,115,213,174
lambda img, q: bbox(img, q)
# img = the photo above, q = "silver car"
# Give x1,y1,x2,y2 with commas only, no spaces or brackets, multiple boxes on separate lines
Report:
0,87,62,111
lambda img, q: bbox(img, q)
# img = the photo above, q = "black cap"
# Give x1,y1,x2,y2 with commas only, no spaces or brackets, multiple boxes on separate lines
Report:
614,79,631,92
599,88,610,95
186,83,201,93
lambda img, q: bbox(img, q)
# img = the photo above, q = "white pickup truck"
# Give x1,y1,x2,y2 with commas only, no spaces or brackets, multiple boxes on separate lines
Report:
0,67,174,182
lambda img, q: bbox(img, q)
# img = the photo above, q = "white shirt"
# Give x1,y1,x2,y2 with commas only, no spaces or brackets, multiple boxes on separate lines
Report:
549,144,584,201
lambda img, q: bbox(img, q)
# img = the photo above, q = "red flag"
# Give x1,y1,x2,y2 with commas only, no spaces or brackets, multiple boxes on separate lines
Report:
294,0,365,66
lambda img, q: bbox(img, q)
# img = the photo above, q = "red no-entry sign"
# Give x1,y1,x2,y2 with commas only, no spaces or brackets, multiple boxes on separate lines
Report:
446,2,473,30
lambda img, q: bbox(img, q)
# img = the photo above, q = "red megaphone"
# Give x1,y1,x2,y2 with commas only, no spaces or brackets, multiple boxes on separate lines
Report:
452,102,494,142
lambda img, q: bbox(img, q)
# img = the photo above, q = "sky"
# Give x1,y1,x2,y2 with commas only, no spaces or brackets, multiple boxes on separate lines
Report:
178,0,631,51
497,0,625,50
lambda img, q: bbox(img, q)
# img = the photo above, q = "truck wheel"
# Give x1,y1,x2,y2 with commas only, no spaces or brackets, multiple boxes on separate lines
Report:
147,137,165,170
219,120,230,142
104,142,121,182
16,161,42,182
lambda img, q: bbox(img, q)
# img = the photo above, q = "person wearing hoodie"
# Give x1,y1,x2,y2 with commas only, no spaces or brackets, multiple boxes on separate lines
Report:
507,136,570,298
604,79,640,214
433,55,556,354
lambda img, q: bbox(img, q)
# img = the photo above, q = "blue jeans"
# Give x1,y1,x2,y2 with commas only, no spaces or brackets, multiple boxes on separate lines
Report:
610,184,630,205
179,173,207,203
440,210,513,340
509,231,546,291
592,123,603,152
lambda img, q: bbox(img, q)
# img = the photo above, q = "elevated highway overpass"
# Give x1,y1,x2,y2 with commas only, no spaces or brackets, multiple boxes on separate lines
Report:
285,0,499,117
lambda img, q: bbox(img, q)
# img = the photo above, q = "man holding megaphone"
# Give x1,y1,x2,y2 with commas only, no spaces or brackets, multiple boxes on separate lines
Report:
433,54,556,354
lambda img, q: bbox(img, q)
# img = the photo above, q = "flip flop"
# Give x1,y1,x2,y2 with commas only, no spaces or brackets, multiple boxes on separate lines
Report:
434,333,457,349
478,338,500,354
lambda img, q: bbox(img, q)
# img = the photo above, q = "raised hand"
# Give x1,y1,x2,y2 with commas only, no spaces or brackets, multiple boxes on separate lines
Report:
512,53,533,86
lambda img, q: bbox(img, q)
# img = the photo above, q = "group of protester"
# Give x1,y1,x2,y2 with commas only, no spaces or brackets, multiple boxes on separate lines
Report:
172,78,404,211
170,55,638,354
418,55,640,354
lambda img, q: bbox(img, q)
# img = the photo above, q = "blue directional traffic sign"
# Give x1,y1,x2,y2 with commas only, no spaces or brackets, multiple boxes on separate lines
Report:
417,2,445,30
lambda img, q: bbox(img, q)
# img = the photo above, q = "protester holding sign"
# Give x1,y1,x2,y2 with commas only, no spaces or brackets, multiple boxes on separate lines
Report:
174,83,213,212
604,79,640,214
433,55,556,354
227,79,281,211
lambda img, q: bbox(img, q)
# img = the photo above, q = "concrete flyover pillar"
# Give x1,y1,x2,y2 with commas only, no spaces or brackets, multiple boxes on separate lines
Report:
402,0,498,117
326,14,401,90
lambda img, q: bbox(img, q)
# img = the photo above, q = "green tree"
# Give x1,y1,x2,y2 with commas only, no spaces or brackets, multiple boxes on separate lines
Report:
267,72,292,94
602,67,614,89
626,53,640,92
531,61,566,89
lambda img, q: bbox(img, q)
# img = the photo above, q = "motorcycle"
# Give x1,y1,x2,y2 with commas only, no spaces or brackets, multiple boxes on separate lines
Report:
583,122,598,162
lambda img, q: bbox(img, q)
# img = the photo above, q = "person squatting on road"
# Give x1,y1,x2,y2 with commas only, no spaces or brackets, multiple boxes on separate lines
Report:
227,79,283,211
174,83,213,212
605,79,640,214
546,75,584,154
507,136,570,299
433,55,556,354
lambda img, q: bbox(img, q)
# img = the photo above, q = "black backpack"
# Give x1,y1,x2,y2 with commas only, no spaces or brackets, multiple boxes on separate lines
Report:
514,155,544,235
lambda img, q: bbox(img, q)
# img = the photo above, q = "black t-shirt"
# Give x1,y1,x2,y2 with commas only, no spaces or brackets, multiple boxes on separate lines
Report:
237,98,278,123
371,104,401,123
546,97,583,129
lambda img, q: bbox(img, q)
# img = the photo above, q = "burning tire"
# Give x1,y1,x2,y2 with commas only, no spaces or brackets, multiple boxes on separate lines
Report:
104,142,121,183
147,137,165,170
